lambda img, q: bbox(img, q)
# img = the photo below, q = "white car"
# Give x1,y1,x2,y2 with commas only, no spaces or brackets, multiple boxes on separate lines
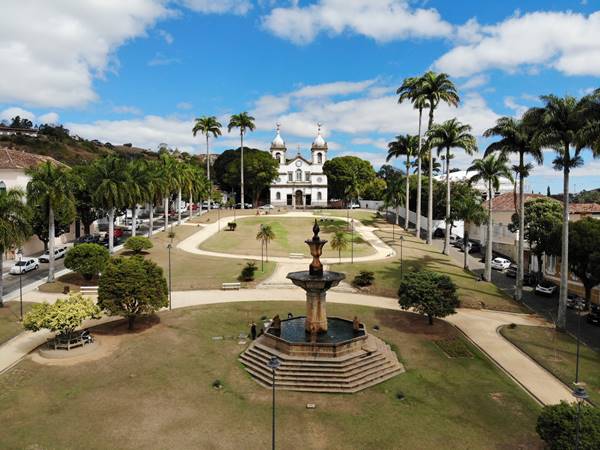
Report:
10,258,39,274
39,247,67,263
259,204,275,210
491,257,511,271
535,281,558,296
348,203,361,209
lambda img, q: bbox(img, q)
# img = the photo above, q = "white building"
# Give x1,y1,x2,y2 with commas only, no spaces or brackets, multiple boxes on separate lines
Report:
269,124,328,208
434,169,516,197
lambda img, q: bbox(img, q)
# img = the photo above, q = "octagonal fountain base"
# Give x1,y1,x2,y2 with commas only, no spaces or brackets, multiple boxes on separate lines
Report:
239,316,404,393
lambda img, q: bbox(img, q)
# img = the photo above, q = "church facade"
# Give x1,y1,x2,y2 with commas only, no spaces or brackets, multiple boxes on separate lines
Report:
269,124,328,208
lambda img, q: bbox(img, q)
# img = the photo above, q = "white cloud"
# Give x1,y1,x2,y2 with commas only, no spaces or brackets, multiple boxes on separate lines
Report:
158,29,174,44
344,151,389,168
503,96,528,117
38,112,60,124
0,107,35,122
179,0,252,15
262,0,452,44
112,105,143,115
459,74,489,90
435,11,600,77
293,80,377,98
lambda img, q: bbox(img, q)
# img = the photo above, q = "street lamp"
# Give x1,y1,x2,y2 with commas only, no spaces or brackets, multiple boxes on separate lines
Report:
167,230,174,311
400,235,405,280
18,252,23,321
267,356,281,450
575,304,582,384
573,386,588,450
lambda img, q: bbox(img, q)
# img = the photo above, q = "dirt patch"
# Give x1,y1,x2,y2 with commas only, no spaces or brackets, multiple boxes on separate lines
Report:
31,334,121,367
374,309,458,340
92,314,161,336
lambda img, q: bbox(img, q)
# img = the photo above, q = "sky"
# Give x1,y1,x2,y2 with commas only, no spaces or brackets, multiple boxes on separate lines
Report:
1,0,600,194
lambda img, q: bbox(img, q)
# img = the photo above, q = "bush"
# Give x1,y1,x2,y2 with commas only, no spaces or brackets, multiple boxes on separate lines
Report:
64,243,109,280
124,236,153,254
536,401,600,450
227,222,237,231
241,262,257,281
353,271,375,287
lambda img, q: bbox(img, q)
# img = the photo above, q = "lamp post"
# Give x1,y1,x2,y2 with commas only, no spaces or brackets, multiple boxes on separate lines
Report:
218,206,221,232
573,386,588,450
575,305,582,384
267,356,281,450
167,243,172,311
400,235,405,280
18,252,23,321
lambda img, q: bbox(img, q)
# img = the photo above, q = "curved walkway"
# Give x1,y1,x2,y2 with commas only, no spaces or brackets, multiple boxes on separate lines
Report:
177,212,395,264
0,288,573,406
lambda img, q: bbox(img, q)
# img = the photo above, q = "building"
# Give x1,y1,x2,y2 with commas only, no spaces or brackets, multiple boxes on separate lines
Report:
434,169,516,197
269,124,328,208
0,127,38,137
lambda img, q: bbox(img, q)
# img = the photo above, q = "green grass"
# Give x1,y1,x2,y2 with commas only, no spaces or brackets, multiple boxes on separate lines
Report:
0,302,541,449
200,216,374,259
500,324,600,405
0,301,33,344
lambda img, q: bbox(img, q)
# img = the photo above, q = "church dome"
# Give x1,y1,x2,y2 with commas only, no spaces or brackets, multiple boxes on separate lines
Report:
312,123,327,148
271,123,285,148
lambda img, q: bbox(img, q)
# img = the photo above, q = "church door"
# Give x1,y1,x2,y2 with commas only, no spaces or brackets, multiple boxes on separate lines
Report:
295,190,303,207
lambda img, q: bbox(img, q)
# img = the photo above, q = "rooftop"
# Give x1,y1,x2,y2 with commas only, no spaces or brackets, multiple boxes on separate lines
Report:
0,147,64,170
490,192,547,212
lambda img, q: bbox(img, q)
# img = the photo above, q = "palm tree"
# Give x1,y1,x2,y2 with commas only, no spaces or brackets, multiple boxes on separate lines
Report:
452,189,487,270
330,230,349,263
397,77,429,238
158,152,177,230
144,159,165,237
428,119,477,254
418,71,460,244
484,117,543,302
524,93,600,329
343,171,362,224
468,154,513,281
382,174,404,241
227,112,256,209
127,158,149,237
193,116,222,211
26,161,74,282
0,189,31,306
417,154,441,176
256,224,275,270
387,134,419,231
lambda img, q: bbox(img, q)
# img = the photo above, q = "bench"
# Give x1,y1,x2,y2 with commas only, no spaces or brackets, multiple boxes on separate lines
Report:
80,286,99,296
222,282,241,290
289,253,304,259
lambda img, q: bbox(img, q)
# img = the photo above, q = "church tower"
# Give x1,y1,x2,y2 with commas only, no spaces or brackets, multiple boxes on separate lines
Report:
311,123,327,165
270,123,286,165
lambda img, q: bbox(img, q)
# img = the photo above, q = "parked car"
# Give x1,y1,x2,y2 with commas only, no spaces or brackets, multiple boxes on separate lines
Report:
39,247,67,263
348,203,360,209
491,257,511,271
259,204,275,210
588,304,600,325
535,280,558,296
506,264,518,278
113,228,124,238
234,203,252,209
463,241,482,254
75,235,101,245
567,294,586,310
453,238,464,248
101,236,122,248
9,258,39,274
449,235,459,245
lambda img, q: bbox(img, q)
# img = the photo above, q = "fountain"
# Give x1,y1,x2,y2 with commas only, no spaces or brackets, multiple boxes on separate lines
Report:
240,220,404,393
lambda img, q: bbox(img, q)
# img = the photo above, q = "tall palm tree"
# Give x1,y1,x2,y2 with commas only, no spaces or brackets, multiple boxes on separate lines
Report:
468,154,513,281
524,93,600,329
145,160,166,237
158,152,177,230
428,119,477,255
26,161,74,282
331,230,349,263
227,112,255,209
126,158,149,237
256,224,275,269
484,117,543,302
0,189,31,306
397,77,429,237
387,134,419,231
193,116,222,212
417,154,441,176
452,189,487,270
418,71,460,244
344,172,362,224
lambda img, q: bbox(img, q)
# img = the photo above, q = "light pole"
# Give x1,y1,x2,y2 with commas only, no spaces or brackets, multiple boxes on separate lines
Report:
400,235,405,280
351,219,354,264
18,252,23,321
573,386,588,450
267,356,281,450
576,305,582,384
167,229,174,311
218,206,221,232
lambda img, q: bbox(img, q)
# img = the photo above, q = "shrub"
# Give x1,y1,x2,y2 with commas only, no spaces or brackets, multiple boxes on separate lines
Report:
536,401,600,450
241,262,257,281
64,243,109,280
227,222,237,231
212,379,223,389
353,271,375,287
124,236,153,254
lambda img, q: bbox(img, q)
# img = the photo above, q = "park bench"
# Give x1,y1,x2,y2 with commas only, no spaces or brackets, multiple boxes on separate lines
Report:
222,282,241,290
80,286,99,296
289,253,304,259
48,330,93,351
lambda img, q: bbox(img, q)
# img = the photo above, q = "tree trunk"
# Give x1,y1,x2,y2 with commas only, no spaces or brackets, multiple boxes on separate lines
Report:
240,131,245,209
83,221,91,236
132,204,138,237
584,285,592,312
405,153,410,231
443,147,451,255
484,183,493,281
415,108,423,238
537,253,544,282
339,248,341,263
128,316,135,331
557,163,570,330
164,197,169,231
189,194,193,219
149,203,154,237
516,152,525,302
428,314,433,325
48,204,55,283
207,134,212,212
463,228,469,270
108,208,115,254
426,109,434,245
0,251,4,307
177,189,182,225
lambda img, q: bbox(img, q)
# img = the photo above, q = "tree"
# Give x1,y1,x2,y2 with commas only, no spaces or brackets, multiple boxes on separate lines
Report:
569,218,600,306
193,116,222,211
536,401,600,450
451,184,487,270
126,158,150,237
322,156,375,201
361,177,386,201
525,93,600,329
228,112,256,209
98,256,168,330
70,165,101,236
574,190,600,204
468,154,513,281
23,293,101,340
418,71,460,244
383,174,404,240
157,151,178,230
64,243,109,280
124,236,153,255
256,224,275,270
387,134,419,231
29,201,72,251
398,270,459,325
330,230,349,263
0,188,31,306
484,116,543,302
428,119,477,254
27,161,75,282
10,115,33,129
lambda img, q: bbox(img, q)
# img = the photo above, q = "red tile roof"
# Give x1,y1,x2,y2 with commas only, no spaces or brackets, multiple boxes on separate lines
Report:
490,192,548,212
0,147,64,170
570,203,600,214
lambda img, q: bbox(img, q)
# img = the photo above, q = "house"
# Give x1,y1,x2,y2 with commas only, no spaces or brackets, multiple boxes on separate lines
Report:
0,127,38,137
434,169,516,197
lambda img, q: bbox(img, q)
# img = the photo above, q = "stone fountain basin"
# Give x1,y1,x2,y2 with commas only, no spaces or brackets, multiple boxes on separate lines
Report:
286,270,345,291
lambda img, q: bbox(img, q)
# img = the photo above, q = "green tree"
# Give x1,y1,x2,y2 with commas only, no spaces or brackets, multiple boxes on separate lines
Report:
451,184,487,270
98,256,168,330
360,177,387,201
525,93,600,328
227,112,256,209
256,224,275,269
28,201,72,252
468,154,513,281
536,401,600,450
484,116,543,301
70,165,101,236
157,151,178,230
398,270,459,325
322,156,375,201
574,190,600,204
124,236,153,255
64,243,109,280
145,159,167,237
387,134,419,231
330,230,349,263
126,158,150,237
428,119,477,254
27,161,75,282
383,174,404,241
569,218,600,306
0,188,31,306
193,116,222,211
23,293,101,340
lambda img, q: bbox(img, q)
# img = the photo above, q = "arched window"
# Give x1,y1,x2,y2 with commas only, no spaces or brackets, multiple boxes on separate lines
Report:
275,152,281,162
0,181,5,192
296,169,302,181
317,153,323,164
276,192,281,200
317,192,322,201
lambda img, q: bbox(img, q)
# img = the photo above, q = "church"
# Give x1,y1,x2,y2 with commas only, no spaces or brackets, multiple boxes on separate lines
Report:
269,124,328,208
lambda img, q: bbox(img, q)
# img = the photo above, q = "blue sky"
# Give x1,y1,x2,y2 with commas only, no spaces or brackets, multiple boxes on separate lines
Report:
1,0,600,194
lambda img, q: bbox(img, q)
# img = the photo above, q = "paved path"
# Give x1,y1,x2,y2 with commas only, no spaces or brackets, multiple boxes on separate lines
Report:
0,287,574,405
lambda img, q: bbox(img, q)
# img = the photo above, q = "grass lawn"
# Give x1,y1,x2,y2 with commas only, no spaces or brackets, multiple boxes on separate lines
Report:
0,301,33,344
0,301,541,449
188,208,281,224
335,218,526,313
314,209,379,226
200,216,375,259
500,324,600,405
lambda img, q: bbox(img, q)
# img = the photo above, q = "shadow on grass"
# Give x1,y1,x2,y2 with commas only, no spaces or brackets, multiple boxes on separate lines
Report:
91,315,161,335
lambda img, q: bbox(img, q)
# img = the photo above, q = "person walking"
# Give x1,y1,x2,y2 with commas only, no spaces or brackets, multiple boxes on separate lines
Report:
250,321,257,340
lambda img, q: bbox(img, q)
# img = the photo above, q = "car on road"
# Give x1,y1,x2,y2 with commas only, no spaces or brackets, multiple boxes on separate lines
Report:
75,235,101,245
9,258,39,275
453,237,464,248
505,265,535,285
535,280,558,296
588,304,600,325
39,247,67,263
449,235,459,245
234,203,252,209
491,257,511,271
259,204,275,210
463,241,482,254
567,294,586,310
348,203,360,209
